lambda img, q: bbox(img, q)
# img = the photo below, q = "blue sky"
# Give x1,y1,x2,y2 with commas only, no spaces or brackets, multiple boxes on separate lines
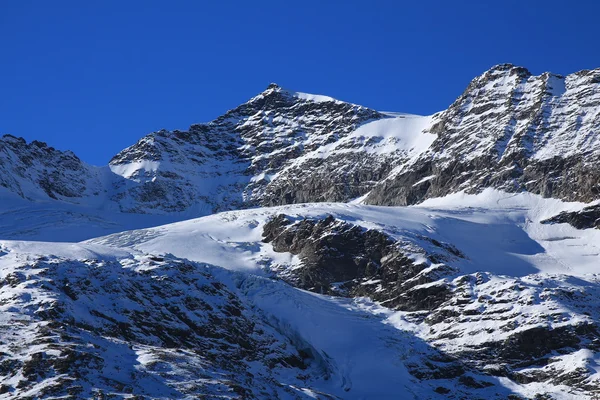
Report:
1,0,599,165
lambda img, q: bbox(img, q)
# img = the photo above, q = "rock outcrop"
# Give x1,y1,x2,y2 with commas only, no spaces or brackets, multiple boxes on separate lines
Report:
542,204,600,229
262,213,457,310
262,213,600,397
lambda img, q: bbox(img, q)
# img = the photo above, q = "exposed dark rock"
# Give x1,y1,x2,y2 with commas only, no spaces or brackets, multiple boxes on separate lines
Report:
541,204,600,229
434,386,451,394
498,325,583,360
458,375,495,389
263,213,455,311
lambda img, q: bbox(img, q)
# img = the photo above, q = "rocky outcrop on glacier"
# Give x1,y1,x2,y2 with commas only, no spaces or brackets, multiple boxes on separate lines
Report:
261,212,600,398
262,213,457,310
542,204,600,229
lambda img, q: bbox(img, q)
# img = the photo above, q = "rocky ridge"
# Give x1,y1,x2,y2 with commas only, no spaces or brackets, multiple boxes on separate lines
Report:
366,64,600,206
2,64,599,218
0,135,102,202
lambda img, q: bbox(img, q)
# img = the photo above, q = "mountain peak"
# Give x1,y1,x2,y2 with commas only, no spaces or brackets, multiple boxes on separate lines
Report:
251,82,343,105
486,63,532,77
1,133,27,144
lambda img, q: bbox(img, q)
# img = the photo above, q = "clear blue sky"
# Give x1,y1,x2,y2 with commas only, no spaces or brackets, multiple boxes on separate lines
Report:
2,0,599,165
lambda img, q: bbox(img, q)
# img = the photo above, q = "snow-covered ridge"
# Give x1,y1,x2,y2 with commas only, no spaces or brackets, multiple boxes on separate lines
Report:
365,63,600,206
0,63,599,234
250,83,345,104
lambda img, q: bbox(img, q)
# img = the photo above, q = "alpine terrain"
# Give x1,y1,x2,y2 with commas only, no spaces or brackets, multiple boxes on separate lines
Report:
1,64,600,399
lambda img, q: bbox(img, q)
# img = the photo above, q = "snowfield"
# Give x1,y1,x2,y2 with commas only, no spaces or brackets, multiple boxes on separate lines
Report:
88,189,600,279
1,193,600,398
56,189,600,398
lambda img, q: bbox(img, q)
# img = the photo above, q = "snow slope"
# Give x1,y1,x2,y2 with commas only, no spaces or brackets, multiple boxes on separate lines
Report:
0,189,598,398
85,190,600,398
89,189,600,278
0,189,183,242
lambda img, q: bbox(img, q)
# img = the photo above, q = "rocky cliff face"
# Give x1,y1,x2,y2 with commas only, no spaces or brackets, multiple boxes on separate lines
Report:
366,64,600,206
0,135,102,201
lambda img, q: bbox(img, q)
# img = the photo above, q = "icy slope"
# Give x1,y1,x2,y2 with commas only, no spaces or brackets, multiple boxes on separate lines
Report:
89,189,600,278
88,190,600,398
0,189,184,242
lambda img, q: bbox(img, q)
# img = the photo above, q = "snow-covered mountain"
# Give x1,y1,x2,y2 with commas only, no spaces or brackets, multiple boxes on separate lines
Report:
2,64,599,232
366,64,600,206
107,83,389,213
1,64,600,398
